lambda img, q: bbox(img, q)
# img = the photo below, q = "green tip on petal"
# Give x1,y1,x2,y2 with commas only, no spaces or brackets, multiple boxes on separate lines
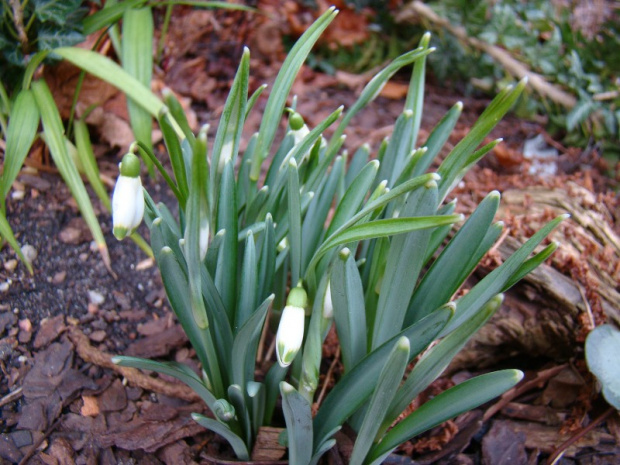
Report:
113,226,129,241
119,152,141,178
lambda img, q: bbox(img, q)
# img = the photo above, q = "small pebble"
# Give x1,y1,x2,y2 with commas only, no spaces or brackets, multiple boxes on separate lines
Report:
11,190,25,200
4,259,17,272
21,244,37,263
88,290,105,305
89,330,107,342
89,241,98,253
79,253,89,262
18,319,32,332
0,282,9,293
52,271,67,285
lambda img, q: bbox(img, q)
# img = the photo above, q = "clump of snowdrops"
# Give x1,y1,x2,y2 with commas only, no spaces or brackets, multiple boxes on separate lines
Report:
109,7,565,464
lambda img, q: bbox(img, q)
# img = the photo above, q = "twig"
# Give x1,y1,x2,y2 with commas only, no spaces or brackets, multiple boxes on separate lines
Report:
9,0,29,54
483,363,568,421
67,326,200,403
0,386,22,408
397,1,577,108
546,407,616,465
315,346,340,409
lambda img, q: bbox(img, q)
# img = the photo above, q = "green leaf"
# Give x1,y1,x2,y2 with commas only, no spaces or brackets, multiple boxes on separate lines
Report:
327,46,433,156
83,0,146,35
350,337,410,465
331,248,367,372
215,161,238,321
287,158,302,286
0,210,32,274
54,47,165,120
385,296,503,430
232,295,273,392
372,179,439,349
586,324,620,409
441,214,567,335
122,7,154,156
404,32,431,149
112,356,216,409
367,370,524,461
313,214,462,274
37,26,84,51
211,47,249,203
1,90,39,204
325,160,379,239
31,80,110,269
192,413,250,461
34,0,82,25
73,120,111,211
235,232,258,330
406,191,501,325
280,382,313,465
313,306,453,450
250,7,338,180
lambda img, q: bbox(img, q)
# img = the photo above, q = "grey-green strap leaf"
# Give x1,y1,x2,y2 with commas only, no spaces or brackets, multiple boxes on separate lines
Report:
235,231,258,330
250,7,338,180
441,214,567,335
313,305,453,450
384,295,503,431
406,190,501,326
231,294,273,394
281,381,313,465
350,337,410,465
368,370,524,461
331,248,367,372
372,179,439,349
192,413,250,461
288,158,302,286
112,356,215,409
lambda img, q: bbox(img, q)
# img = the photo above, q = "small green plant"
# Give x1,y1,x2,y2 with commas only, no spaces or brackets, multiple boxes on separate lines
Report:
0,1,253,269
89,8,566,462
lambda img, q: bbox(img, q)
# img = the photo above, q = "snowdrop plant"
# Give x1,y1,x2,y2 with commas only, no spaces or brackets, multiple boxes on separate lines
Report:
99,7,567,464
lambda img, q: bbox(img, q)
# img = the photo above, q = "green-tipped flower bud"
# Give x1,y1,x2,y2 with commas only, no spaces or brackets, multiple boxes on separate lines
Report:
288,111,305,131
276,284,308,367
112,153,144,240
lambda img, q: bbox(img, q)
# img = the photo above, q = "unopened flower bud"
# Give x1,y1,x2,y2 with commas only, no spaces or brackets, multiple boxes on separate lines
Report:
112,152,144,240
276,285,308,367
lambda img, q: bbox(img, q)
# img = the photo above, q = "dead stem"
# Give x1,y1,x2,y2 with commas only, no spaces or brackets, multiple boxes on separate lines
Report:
546,407,616,465
67,325,200,403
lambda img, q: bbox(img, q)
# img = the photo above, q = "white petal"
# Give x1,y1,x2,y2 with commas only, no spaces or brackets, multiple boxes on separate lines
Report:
276,305,305,367
112,176,143,239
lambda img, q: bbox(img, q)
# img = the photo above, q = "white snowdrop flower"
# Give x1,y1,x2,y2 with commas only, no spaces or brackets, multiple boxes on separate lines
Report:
112,152,144,240
323,281,333,320
276,285,308,367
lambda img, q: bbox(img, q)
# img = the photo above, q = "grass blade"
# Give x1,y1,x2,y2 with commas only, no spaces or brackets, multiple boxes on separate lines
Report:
280,382,313,465
122,7,154,159
32,80,111,270
1,89,39,205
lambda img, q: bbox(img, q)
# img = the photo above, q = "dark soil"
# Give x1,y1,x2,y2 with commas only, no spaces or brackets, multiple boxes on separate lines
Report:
1,3,619,465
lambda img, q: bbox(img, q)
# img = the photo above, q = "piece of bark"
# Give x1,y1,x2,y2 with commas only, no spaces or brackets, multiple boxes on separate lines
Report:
251,427,287,461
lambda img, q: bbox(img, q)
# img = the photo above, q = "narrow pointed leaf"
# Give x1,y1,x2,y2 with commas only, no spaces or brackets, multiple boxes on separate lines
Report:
192,413,250,461
280,382,313,465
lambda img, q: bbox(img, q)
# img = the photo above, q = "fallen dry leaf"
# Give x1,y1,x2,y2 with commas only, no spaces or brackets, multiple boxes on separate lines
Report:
81,395,100,417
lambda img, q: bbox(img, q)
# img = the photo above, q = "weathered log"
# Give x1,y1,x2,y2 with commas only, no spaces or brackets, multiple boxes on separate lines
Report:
450,182,619,370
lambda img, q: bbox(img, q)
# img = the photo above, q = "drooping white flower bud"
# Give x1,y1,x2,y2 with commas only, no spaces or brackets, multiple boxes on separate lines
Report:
112,152,144,240
323,281,333,320
276,284,308,367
